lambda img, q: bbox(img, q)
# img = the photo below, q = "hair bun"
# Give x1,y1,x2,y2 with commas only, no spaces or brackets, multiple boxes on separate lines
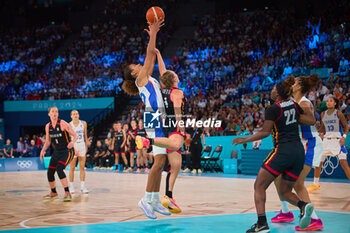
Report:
285,74,295,86
309,73,320,85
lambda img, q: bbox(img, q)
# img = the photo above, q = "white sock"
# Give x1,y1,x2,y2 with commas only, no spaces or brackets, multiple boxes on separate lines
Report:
151,192,160,203
69,182,74,187
314,177,319,185
144,192,152,203
311,210,319,219
80,181,85,188
281,201,290,213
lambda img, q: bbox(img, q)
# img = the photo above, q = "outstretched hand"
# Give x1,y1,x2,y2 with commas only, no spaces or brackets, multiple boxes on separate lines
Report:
144,19,164,36
232,137,247,146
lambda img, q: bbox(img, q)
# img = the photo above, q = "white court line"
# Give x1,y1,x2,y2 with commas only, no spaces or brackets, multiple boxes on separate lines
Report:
19,213,67,229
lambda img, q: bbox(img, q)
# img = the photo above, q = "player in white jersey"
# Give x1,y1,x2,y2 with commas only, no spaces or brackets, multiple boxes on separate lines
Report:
308,96,350,193
68,110,89,194
271,74,324,231
122,19,170,219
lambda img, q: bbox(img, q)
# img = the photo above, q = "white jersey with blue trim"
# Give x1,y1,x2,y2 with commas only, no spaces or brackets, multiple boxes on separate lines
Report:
136,77,165,112
323,109,343,138
298,96,319,139
136,76,165,138
70,120,85,143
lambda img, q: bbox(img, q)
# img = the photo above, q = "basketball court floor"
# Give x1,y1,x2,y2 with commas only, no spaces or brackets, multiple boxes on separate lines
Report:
0,171,349,232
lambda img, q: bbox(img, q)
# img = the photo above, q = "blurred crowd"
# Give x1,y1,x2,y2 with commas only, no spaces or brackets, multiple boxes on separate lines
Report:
0,133,49,158
0,24,71,101
0,1,174,102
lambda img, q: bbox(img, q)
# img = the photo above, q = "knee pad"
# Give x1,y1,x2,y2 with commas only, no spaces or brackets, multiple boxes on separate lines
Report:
47,168,55,182
56,163,66,180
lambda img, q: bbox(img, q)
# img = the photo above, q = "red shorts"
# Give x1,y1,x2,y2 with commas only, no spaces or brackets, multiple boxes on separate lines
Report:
165,132,185,154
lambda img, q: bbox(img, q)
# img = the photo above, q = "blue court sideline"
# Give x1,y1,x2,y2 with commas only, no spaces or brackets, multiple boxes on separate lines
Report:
1,210,348,233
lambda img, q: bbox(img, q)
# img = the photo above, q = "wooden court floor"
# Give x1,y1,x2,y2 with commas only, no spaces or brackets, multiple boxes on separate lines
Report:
0,171,349,230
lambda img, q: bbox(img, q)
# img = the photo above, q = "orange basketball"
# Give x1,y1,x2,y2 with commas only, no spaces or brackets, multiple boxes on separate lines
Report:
146,6,165,24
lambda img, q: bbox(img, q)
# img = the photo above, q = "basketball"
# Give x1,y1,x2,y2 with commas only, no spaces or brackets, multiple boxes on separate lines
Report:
146,6,165,24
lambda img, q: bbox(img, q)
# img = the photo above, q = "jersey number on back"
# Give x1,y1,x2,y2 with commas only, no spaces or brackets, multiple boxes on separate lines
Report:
284,109,297,125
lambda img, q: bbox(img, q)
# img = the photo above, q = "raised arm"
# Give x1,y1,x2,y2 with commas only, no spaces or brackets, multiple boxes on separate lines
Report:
40,123,51,162
137,20,164,87
155,48,166,76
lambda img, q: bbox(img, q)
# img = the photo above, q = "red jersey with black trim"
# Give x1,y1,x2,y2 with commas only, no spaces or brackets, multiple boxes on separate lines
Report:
49,119,70,151
265,99,304,147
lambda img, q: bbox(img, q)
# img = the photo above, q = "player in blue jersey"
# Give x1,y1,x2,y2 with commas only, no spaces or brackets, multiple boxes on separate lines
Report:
122,19,171,219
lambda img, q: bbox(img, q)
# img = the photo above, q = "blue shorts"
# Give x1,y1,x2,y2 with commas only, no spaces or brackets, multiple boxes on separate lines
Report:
302,136,323,167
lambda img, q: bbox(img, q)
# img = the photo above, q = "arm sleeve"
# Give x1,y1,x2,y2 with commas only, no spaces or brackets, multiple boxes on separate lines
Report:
265,104,281,121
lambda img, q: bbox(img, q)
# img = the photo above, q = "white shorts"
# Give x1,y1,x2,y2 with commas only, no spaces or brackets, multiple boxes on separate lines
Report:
322,138,348,161
74,142,87,157
152,145,167,156
301,136,323,167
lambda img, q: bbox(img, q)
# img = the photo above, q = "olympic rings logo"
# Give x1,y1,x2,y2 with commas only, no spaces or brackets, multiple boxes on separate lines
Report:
17,160,33,169
321,156,339,176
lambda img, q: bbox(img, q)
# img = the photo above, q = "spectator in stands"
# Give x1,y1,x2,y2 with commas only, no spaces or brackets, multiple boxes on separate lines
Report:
3,139,14,158
23,135,30,150
344,98,350,115
16,137,25,157
33,134,42,148
323,89,332,102
104,138,114,168
107,128,114,138
182,137,192,172
0,134,4,157
338,57,349,75
23,140,38,157
317,82,328,100
252,92,260,105
93,140,107,168
316,98,327,113
85,134,96,168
